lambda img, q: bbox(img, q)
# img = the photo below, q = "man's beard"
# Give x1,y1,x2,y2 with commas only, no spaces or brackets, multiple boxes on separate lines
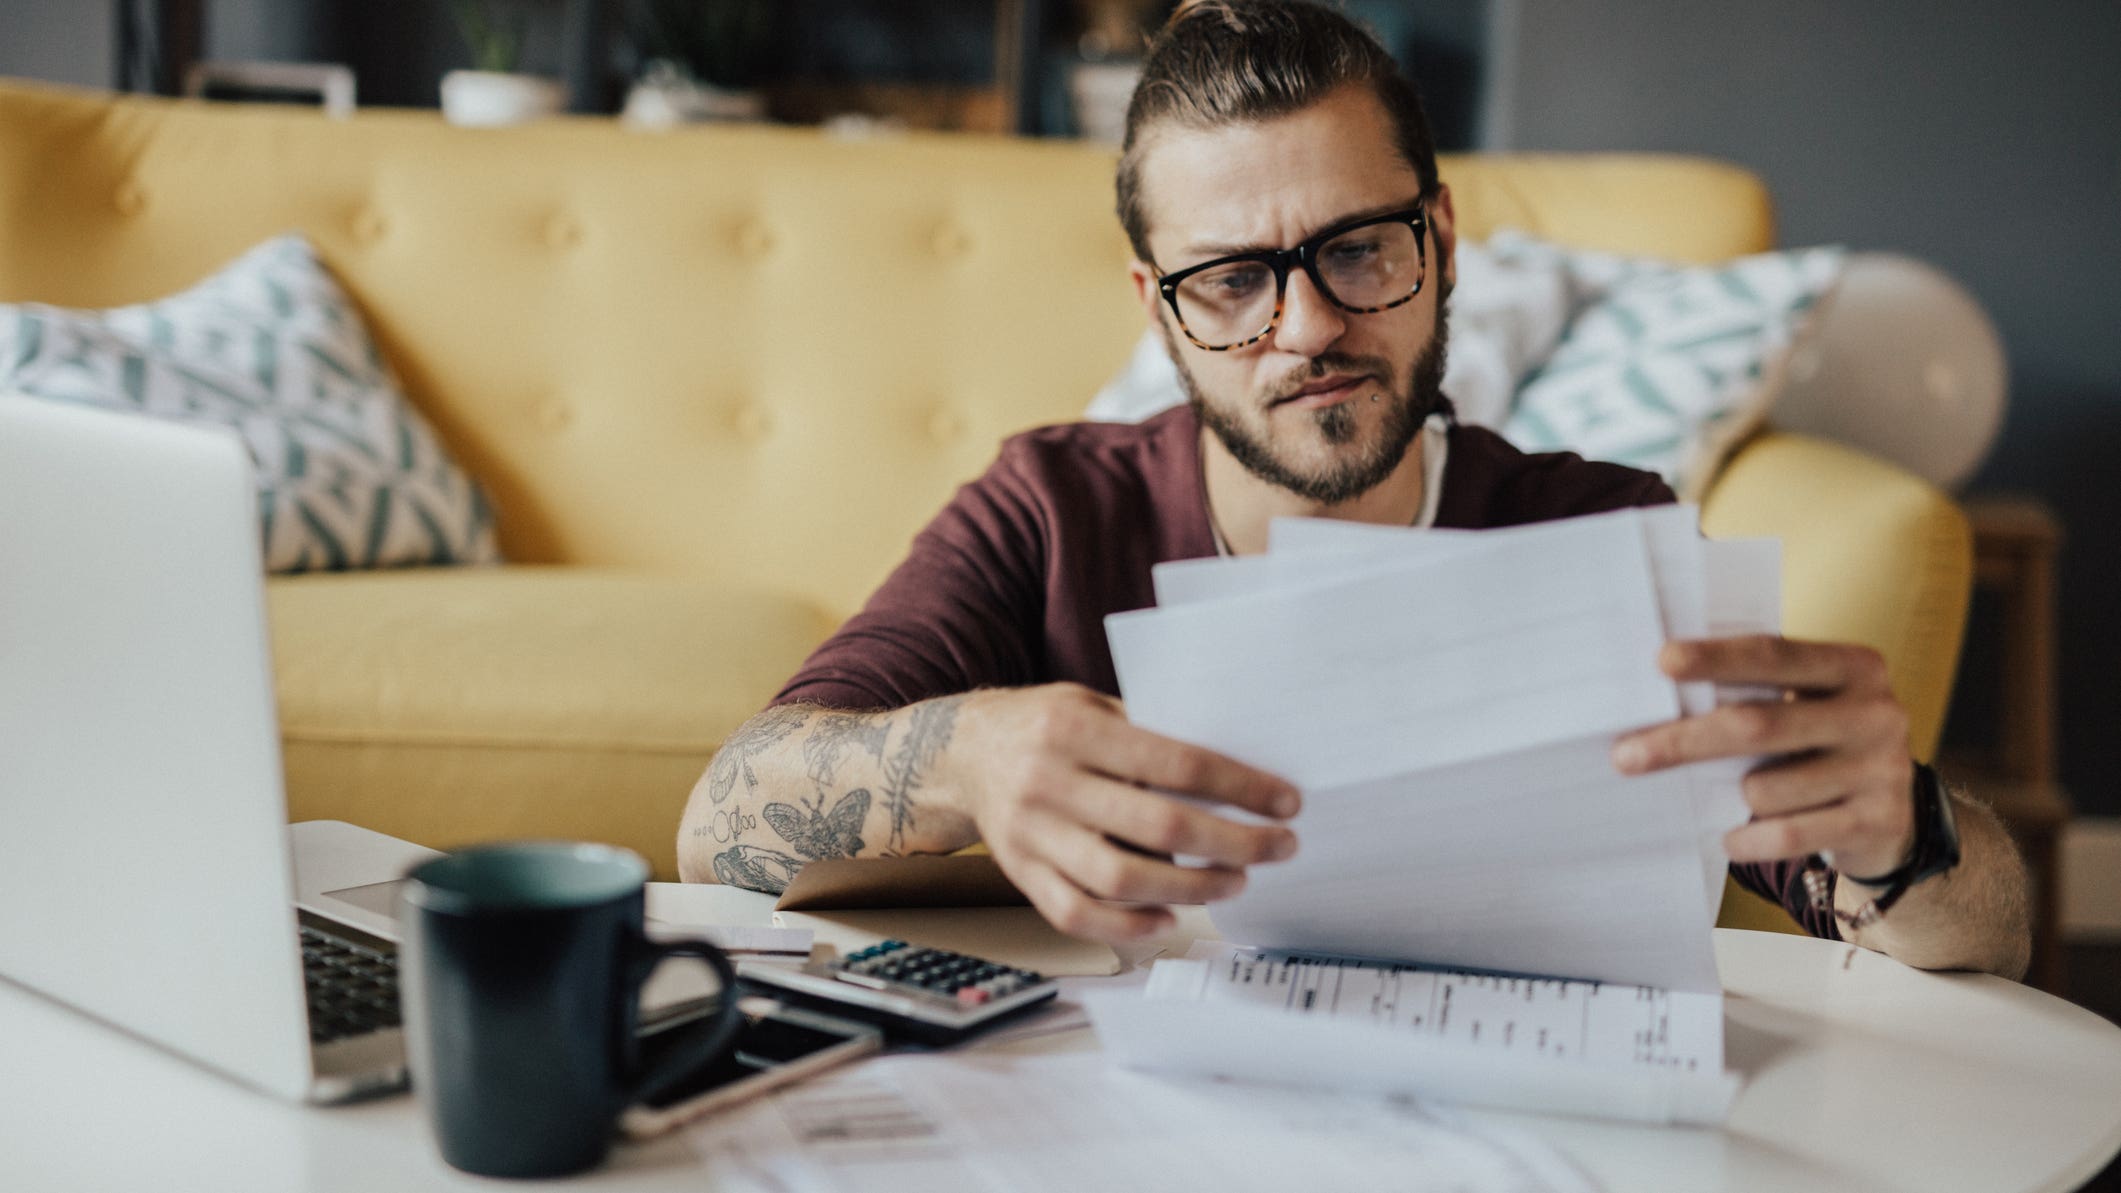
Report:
1170,297,1450,506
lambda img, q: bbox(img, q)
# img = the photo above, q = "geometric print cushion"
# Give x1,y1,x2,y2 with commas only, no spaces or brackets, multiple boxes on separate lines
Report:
0,235,499,572
1499,234,1845,499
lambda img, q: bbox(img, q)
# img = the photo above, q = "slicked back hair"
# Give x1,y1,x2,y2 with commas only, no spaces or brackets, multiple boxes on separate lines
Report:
1116,0,1441,264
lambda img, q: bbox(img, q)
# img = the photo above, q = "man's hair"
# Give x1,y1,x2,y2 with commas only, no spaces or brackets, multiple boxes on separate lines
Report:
1116,0,1442,264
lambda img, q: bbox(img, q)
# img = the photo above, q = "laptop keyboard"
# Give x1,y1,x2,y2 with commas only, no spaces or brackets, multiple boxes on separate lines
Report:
300,924,401,1044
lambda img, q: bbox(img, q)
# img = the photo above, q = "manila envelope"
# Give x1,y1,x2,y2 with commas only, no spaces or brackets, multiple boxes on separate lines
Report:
772,856,1121,977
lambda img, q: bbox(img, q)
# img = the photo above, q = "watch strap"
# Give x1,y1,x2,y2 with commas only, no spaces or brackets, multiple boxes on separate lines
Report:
1803,761,1959,931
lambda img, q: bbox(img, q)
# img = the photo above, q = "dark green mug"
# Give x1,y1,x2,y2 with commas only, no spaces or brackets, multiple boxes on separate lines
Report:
399,842,742,1178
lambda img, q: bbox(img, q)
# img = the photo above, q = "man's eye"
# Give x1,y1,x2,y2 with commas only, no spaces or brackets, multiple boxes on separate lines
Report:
1193,266,1268,299
1325,238,1383,265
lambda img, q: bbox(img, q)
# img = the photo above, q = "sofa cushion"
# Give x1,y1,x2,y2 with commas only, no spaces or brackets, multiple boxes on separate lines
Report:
0,235,498,573
1499,235,1845,499
267,568,835,877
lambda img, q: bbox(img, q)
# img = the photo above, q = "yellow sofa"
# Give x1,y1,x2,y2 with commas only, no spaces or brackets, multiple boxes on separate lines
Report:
0,81,1968,931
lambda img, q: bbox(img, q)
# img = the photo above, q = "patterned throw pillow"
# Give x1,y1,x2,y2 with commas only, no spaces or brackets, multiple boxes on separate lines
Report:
1498,233,1844,498
0,236,498,572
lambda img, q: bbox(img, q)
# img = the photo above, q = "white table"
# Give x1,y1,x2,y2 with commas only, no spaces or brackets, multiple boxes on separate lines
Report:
6,925,2120,1193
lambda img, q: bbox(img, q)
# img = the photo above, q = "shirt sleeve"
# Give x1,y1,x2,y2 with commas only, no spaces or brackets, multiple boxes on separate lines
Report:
1729,858,1844,940
772,447,1047,712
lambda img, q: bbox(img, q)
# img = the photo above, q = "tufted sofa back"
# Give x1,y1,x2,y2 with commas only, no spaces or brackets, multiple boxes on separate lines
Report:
0,80,1773,619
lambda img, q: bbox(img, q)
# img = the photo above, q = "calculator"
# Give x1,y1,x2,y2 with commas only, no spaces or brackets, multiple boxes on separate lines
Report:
736,940,1059,1044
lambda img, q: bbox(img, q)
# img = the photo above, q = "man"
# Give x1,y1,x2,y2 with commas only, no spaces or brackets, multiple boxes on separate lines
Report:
677,1,2029,978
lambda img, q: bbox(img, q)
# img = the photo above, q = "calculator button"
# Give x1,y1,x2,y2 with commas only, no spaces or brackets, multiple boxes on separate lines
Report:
957,987,991,1006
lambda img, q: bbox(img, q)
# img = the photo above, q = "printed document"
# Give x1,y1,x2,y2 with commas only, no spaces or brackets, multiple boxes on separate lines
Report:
1093,508,1778,1124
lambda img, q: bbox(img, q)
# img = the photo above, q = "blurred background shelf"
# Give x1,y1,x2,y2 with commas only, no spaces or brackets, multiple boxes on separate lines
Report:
92,0,1490,144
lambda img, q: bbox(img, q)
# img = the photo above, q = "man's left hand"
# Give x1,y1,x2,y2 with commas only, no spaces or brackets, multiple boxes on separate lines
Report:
1611,635,1916,879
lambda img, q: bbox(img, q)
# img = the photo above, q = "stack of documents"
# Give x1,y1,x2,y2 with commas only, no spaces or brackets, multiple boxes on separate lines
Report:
1088,507,1781,1125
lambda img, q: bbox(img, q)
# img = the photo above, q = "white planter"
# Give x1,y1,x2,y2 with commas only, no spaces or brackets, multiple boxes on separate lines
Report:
440,70,565,128
1069,59,1142,144
620,62,767,129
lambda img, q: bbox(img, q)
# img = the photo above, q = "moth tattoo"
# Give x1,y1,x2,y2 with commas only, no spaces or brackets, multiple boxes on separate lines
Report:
763,789,871,862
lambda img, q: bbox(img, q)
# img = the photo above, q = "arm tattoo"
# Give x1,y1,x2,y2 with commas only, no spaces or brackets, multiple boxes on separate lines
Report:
877,694,966,852
689,809,756,844
705,706,811,805
762,789,870,861
802,713,891,787
711,844,803,894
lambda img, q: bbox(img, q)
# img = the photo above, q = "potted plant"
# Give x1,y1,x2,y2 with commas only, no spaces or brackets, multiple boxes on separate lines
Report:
440,0,566,127
622,0,776,127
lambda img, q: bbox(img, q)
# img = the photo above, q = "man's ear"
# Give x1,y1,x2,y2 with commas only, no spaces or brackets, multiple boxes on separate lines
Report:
1128,258,1163,324
1429,182,1459,294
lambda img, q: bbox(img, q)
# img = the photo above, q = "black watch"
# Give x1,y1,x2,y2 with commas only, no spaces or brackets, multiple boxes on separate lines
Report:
1831,761,1961,927
1801,763,1961,930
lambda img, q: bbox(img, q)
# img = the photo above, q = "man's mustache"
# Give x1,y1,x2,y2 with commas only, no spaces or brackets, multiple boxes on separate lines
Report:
1262,354,1394,408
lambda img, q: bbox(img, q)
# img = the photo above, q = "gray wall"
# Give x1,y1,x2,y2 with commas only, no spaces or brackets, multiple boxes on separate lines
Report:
0,0,330,91
0,0,116,88
1496,0,2121,813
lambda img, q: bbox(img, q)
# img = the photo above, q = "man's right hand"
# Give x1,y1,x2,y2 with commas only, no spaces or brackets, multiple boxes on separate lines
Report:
941,683,1302,943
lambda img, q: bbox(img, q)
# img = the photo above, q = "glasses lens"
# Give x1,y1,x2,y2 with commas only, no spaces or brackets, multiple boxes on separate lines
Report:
1315,220,1423,310
1172,260,1279,349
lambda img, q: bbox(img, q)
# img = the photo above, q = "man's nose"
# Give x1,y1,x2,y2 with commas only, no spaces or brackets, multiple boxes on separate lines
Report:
1270,267,1347,358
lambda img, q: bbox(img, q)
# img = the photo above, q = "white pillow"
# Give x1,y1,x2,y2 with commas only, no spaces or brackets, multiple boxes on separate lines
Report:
1085,238,1572,430
0,236,499,572
1496,232,1844,498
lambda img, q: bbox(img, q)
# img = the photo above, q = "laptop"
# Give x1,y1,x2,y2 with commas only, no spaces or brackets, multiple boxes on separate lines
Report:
0,397,726,1103
0,396,446,1101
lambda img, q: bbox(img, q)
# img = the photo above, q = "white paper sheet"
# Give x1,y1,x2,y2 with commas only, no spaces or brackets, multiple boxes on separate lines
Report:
681,1050,1600,1193
1251,508,1717,714
1201,734,1720,992
1686,536,1785,911
1108,511,1677,789
1127,512,1786,962
1088,945,1737,1127
1097,509,1783,1120
1157,942,1723,1071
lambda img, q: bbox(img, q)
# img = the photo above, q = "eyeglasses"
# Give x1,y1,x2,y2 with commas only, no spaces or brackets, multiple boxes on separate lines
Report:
1154,204,1431,352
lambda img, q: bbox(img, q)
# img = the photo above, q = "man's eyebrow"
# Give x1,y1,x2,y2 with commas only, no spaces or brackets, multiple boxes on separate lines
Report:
1175,199,1420,260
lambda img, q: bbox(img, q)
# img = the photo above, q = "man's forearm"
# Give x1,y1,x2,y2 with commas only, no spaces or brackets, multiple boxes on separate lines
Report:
1840,790,2031,979
676,695,978,891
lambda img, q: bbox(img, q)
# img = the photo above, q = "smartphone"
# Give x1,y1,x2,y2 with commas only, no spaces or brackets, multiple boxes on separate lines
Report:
618,996,882,1139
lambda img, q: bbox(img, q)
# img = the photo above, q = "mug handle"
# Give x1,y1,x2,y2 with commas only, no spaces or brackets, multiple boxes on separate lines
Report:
624,936,746,1107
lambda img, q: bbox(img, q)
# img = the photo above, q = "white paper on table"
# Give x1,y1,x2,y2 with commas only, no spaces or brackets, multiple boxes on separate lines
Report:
1108,510,1677,789
680,1049,1599,1193
1085,942,1737,1128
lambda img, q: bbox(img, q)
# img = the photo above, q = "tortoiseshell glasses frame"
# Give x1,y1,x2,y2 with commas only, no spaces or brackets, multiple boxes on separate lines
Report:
1153,202,1432,352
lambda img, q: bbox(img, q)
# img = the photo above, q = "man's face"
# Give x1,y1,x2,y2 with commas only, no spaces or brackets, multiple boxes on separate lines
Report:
1130,85,1458,505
